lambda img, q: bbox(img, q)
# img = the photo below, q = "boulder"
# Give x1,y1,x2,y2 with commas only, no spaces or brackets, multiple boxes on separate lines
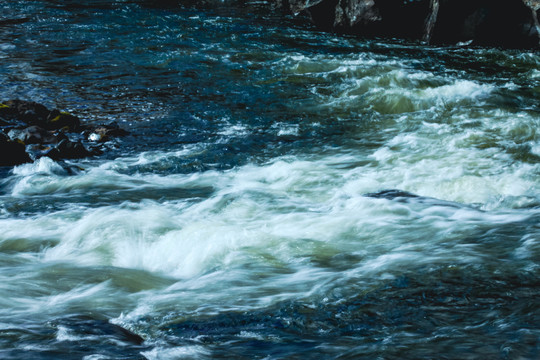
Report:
0,133,32,166
46,139,95,160
8,125,59,145
1,100,80,130
3,99,50,126
46,109,80,131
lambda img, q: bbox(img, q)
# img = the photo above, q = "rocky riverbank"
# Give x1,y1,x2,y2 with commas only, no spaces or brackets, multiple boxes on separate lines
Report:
0,100,127,167
279,0,540,48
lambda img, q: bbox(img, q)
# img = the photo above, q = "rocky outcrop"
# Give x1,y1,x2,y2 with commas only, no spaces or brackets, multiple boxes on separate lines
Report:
0,132,32,166
0,100,128,167
282,0,540,48
431,0,540,48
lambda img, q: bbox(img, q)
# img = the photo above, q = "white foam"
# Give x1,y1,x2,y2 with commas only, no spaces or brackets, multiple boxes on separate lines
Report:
2,139,530,286
56,326,85,342
1,96,539,322
12,157,67,177
83,356,109,360
421,79,493,102
277,124,299,136
142,345,210,360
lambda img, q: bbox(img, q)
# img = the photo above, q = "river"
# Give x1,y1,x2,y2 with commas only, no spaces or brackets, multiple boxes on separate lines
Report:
1,0,540,359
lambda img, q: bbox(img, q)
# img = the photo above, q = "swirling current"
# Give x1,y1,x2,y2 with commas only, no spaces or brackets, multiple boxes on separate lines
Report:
1,1,540,359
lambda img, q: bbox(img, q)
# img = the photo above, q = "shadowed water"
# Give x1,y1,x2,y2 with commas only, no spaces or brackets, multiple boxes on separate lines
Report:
1,0,540,359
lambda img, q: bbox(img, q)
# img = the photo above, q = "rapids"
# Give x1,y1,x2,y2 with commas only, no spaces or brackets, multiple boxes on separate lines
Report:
0,1,539,358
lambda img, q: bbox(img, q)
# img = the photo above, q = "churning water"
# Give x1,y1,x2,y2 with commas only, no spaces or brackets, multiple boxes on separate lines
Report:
1,1,540,358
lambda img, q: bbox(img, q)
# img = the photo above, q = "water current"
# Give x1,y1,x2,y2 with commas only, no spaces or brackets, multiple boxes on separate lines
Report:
1,1,540,358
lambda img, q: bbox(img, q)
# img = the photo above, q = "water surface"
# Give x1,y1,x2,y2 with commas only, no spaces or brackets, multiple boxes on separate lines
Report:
1,1,540,358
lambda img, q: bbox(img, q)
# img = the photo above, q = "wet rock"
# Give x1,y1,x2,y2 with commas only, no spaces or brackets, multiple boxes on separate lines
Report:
0,99,128,165
0,133,32,166
48,315,149,360
54,316,145,346
86,122,129,143
430,0,540,48
333,0,432,39
280,0,540,48
1,100,80,130
287,0,436,37
8,125,58,145
0,103,15,121
46,109,80,131
364,189,419,200
3,99,50,125
364,189,465,209
46,139,96,160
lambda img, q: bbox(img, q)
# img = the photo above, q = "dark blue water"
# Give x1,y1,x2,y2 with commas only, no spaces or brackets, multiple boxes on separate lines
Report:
1,1,540,359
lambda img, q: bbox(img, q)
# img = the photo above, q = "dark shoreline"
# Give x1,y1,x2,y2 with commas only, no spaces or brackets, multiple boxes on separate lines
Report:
273,0,540,49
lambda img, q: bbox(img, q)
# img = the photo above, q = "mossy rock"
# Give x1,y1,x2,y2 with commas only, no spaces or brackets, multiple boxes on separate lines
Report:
0,103,16,121
46,109,80,130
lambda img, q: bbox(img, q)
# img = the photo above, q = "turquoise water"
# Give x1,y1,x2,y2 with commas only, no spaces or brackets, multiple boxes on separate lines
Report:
1,1,540,358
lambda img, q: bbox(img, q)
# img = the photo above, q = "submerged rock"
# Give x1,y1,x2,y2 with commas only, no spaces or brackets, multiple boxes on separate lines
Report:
53,315,145,346
279,0,540,48
0,100,128,166
364,189,420,200
48,315,149,360
364,189,468,209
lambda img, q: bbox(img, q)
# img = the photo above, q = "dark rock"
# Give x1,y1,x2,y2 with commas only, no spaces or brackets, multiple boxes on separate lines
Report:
8,125,57,145
0,103,16,121
1,100,80,130
46,109,80,131
372,0,434,39
1,100,127,163
0,133,32,166
4,99,50,126
86,122,129,143
46,139,95,160
0,103,24,129
53,315,145,346
47,315,149,360
423,0,439,43
303,0,341,31
430,0,540,48
364,189,419,199
282,0,540,48
364,189,465,209
341,0,433,39
294,0,434,38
